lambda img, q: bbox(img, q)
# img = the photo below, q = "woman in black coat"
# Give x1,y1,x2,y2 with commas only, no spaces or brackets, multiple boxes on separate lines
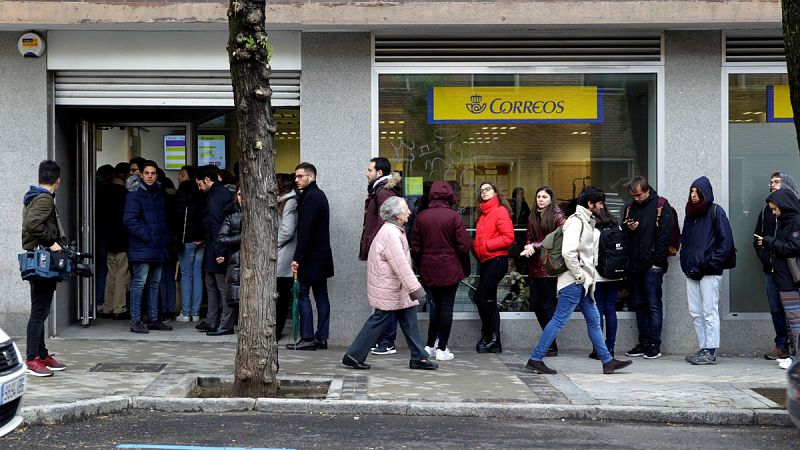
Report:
758,188,800,369
217,187,242,311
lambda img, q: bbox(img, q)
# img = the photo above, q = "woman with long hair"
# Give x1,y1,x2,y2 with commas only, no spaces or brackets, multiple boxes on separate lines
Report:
276,173,298,340
521,186,565,357
472,181,515,353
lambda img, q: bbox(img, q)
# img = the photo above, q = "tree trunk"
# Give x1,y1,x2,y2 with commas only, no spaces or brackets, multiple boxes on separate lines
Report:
228,0,279,397
783,0,800,154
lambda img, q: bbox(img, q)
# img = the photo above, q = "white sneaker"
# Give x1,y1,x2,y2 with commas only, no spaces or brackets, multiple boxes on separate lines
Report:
190,315,201,322
777,357,792,365
176,314,191,322
779,358,794,370
435,348,454,361
424,346,436,357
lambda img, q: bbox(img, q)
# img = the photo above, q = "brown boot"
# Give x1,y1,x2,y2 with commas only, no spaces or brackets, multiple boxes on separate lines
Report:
526,359,557,374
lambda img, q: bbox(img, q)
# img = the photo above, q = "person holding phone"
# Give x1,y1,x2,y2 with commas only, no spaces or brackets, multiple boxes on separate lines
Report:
757,188,800,370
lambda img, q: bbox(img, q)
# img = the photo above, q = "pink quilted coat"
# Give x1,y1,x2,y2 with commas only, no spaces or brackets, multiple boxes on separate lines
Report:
367,222,422,311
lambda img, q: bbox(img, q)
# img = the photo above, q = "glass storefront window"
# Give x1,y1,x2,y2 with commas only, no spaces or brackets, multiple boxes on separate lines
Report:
378,72,658,313
728,73,800,313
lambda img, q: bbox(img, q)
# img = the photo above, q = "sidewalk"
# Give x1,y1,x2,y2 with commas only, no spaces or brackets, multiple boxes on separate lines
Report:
15,322,794,428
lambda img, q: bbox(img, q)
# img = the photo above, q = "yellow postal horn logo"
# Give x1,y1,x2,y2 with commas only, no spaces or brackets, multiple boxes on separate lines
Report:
466,94,487,114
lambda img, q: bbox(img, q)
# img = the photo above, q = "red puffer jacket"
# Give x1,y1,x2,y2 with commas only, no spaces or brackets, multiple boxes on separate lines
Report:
472,196,515,263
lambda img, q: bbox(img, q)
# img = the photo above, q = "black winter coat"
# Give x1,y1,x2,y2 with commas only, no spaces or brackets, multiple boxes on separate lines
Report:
175,180,207,244
293,181,334,282
203,182,233,273
218,202,241,306
679,177,735,278
762,189,800,291
754,204,779,272
98,179,129,253
624,188,674,273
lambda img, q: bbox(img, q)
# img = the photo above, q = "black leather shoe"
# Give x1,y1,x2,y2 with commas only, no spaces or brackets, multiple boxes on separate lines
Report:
206,328,234,336
147,320,173,331
475,335,488,352
315,340,328,349
342,354,370,370
409,359,438,370
129,321,149,334
526,359,557,374
603,358,633,374
286,339,316,350
195,322,214,332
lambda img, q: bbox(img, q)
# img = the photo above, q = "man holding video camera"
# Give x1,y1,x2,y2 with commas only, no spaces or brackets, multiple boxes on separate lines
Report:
21,160,68,377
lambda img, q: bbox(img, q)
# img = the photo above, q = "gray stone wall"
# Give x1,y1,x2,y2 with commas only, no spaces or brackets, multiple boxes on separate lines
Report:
300,33,374,345
0,32,49,337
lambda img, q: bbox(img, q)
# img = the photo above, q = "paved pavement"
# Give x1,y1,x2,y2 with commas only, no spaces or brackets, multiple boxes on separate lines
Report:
13,319,795,428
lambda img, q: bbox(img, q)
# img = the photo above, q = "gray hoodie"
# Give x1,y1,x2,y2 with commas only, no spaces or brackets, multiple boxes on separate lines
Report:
778,172,800,199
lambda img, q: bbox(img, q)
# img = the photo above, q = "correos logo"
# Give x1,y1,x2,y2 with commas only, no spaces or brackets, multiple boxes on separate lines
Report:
465,93,566,115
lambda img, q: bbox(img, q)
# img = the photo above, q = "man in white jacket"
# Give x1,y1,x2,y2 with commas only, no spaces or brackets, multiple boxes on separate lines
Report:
526,186,634,375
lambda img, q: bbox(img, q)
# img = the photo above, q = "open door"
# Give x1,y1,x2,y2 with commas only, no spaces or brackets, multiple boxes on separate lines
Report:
77,120,95,325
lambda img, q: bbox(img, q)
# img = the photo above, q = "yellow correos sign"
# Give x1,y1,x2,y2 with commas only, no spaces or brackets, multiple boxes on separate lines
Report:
428,86,603,124
768,85,793,122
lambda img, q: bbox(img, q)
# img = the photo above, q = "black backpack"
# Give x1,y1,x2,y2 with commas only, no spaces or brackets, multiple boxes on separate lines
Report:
597,224,628,279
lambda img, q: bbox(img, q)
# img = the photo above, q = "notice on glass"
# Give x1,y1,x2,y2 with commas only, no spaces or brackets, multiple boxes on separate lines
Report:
198,135,226,169
406,177,423,196
164,135,186,171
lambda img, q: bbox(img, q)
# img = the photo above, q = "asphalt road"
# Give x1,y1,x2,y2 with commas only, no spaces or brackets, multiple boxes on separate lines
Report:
2,410,797,449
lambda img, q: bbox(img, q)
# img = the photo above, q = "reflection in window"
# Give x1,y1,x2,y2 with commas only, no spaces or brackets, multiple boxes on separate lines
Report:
379,73,657,313
728,73,800,313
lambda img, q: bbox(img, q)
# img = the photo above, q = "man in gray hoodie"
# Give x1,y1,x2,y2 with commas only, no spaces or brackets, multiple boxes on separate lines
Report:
754,171,800,360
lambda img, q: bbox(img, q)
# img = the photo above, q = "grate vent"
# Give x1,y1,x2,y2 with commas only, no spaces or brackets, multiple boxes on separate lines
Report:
90,363,166,373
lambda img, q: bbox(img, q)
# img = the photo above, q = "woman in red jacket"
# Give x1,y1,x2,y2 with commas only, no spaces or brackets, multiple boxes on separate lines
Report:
472,181,515,353
521,186,565,357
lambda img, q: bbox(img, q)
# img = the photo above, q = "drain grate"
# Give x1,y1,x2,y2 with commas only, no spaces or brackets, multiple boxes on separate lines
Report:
752,388,786,408
89,363,166,373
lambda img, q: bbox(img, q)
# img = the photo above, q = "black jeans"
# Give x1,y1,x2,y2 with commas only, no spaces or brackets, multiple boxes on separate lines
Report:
347,306,427,362
426,284,458,350
276,277,293,339
27,278,57,360
473,256,508,338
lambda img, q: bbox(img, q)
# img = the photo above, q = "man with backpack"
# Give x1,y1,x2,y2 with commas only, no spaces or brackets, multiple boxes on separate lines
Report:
359,157,403,355
623,176,677,360
525,186,633,375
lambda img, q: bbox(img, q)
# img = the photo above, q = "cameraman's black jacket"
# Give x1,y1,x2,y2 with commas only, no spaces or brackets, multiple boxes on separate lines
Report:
22,187,59,250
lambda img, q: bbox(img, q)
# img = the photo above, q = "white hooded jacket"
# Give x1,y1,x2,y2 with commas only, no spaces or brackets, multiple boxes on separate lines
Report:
557,205,598,300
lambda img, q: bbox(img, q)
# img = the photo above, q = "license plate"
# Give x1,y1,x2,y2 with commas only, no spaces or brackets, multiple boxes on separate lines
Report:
0,377,25,405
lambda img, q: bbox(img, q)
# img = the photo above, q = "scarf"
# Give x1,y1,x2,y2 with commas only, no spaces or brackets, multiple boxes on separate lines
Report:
685,199,708,219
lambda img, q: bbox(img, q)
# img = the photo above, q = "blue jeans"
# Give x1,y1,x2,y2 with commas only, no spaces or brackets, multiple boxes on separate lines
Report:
530,283,612,364
299,279,330,341
628,267,665,347
130,262,163,323
179,242,206,316
347,306,427,362
765,273,790,350
594,281,620,352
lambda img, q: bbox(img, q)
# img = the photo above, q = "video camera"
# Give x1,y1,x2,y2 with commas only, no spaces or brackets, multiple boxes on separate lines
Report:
18,240,93,282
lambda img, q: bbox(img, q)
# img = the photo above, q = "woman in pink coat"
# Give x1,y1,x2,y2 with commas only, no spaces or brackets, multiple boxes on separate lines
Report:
342,196,438,370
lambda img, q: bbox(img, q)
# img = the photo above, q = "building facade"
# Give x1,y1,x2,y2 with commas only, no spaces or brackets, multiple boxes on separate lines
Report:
0,0,793,354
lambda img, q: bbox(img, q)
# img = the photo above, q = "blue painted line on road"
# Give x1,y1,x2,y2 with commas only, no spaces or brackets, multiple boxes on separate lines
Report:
116,445,293,450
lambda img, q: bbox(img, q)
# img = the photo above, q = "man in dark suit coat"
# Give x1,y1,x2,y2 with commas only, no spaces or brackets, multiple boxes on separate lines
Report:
287,162,334,350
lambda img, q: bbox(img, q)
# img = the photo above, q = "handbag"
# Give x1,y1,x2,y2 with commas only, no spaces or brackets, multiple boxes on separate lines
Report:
788,257,800,284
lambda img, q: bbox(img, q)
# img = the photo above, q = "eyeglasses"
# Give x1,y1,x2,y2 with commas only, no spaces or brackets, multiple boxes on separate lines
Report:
480,187,494,193
295,174,309,179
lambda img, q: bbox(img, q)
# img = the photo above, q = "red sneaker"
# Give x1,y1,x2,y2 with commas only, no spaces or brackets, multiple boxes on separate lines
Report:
26,357,54,377
41,354,66,371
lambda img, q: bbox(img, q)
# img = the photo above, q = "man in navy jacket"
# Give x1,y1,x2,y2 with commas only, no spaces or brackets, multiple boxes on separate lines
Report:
287,162,334,350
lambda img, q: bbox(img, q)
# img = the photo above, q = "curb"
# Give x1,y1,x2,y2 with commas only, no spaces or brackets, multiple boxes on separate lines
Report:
21,397,792,428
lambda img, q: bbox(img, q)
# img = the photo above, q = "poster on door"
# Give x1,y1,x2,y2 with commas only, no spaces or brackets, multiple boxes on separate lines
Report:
198,135,226,169
163,135,186,170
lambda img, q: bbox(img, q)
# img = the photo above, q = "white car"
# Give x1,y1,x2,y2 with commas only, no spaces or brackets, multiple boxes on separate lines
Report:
0,329,25,437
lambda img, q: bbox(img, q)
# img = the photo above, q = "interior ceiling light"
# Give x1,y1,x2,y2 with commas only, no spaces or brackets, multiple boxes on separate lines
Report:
509,126,517,130
742,112,752,115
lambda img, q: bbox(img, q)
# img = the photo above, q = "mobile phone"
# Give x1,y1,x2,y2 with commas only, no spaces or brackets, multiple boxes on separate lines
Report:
754,234,763,239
